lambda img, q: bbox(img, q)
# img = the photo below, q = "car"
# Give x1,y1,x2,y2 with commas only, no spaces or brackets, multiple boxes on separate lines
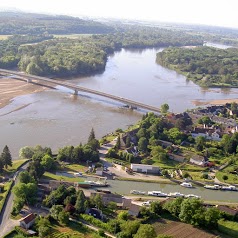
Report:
142,201,151,206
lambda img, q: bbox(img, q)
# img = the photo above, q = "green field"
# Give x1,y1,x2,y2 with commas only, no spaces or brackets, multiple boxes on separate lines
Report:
0,181,13,214
54,34,94,39
0,35,11,40
218,219,238,238
4,159,28,174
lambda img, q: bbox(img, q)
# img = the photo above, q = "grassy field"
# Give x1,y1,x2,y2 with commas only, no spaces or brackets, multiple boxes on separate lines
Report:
42,171,85,182
65,164,87,173
153,218,217,238
0,181,13,214
46,221,101,238
216,171,238,184
4,159,28,174
218,219,238,238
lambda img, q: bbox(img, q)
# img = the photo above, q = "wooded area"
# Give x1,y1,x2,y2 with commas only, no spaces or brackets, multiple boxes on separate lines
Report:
157,46,238,87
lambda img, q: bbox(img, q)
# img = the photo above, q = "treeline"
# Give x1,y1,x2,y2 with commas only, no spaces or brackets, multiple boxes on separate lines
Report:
0,26,203,77
0,12,114,34
157,46,238,87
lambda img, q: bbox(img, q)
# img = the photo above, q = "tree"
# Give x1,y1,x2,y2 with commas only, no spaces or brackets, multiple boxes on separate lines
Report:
160,103,169,114
120,220,140,237
27,159,45,180
93,193,103,210
195,136,205,151
36,217,51,238
58,210,69,225
117,211,129,221
75,190,86,214
222,175,228,181
108,201,117,212
0,157,3,172
150,201,162,217
179,198,205,226
19,146,35,159
40,154,54,171
0,145,12,169
204,207,221,228
138,137,148,152
163,197,183,217
125,136,131,148
50,205,64,220
13,182,37,205
88,128,96,143
134,224,157,238
19,171,35,184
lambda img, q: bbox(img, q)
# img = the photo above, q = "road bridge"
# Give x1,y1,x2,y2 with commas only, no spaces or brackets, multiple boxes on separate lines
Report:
0,69,161,113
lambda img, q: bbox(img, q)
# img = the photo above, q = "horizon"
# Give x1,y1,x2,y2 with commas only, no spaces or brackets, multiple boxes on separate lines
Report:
0,0,238,29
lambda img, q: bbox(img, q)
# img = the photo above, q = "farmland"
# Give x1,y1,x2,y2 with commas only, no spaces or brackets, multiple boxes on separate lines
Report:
153,218,217,238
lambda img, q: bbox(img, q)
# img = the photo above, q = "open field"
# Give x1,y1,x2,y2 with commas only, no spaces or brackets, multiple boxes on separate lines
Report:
0,35,11,40
153,218,218,238
54,34,93,39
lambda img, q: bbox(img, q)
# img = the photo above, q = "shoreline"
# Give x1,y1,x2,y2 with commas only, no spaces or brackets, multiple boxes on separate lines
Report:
192,98,238,106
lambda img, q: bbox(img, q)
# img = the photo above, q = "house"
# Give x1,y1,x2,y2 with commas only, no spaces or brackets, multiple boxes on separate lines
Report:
216,205,238,218
190,155,206,166
86,208,103,220
19,213,36,230
96,167,103,176
168,153,185,163
130,164,160,174
191,127,221,141
90,191,123,205
128,203,141,217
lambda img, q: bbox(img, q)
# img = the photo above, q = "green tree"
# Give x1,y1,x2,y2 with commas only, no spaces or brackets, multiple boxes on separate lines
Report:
75,190,86,214
0,145,12,169
204,207,221,228
50,205,64,220
118,211,129,221
0,157,3,172
138,137,148,152
222,175,228,181
134,224,157,238
160,103,169,114
36,217,51,238
179,198,205,226
125,136,131,148
163,197,183,217
108,201,117,212
195,136,205,151
19,171,35,184
27,159,45,181
120,220,140,237
88,128,96,143
19,146,35,159
58,211,69,225
40,154,54,171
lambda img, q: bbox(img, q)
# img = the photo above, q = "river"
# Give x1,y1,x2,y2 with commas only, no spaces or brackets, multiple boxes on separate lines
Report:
1,47,238,158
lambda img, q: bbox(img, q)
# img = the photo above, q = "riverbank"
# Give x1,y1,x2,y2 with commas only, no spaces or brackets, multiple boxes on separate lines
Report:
192,98,238,106
0,78,47,110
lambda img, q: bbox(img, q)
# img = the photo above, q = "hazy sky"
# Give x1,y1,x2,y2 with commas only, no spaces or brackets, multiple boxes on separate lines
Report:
1,0,238,28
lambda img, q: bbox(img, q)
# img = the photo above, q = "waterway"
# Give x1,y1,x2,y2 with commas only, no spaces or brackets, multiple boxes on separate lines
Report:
1,47,238,158
107,180,238,203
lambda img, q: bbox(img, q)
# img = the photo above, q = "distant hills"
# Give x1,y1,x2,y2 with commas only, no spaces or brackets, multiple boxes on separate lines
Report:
0,11,115,35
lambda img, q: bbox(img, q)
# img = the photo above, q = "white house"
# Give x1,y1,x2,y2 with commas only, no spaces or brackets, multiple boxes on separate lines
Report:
96,167,103,176
130,164,160,174
19,213,36,230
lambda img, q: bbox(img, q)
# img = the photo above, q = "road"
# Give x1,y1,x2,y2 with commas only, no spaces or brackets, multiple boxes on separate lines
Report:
0,162,29,238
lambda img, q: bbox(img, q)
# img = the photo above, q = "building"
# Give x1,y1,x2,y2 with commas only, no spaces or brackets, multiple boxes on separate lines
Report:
96,167,103,176
128,203,141,217
130,164,160,174
86,208,103,220
90,191,123,205
216,205,238,219
190,155,206,166
169,153,185,163
19,213,36,230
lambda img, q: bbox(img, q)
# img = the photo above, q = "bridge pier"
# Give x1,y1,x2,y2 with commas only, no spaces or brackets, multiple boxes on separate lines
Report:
74,89,78,95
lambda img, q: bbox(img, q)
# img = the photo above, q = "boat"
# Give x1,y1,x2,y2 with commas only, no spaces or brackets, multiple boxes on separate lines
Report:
75,180,109,188
168,192,185,197
148,191,168,197
130,190,146,195
221,185,238,191
185,194,201,199
180,182,193,188
204,184,221,190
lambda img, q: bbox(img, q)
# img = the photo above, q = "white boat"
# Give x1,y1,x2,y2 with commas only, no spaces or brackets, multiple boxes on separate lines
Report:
169,192,185,197
204,184,221,190
148,191,168,197
185,194,201,199
221,185,238,191
180,182,193,188
130,190,146,195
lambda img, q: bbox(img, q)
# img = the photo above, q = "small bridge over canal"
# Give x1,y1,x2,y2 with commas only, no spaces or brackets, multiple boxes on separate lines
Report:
0,68,161,113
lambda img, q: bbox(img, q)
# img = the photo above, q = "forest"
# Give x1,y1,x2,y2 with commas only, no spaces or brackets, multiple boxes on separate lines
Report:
0,12,114,34
0,26,203,77
157,46,238,87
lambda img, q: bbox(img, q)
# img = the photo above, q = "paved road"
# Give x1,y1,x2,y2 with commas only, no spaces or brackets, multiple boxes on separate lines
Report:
0,162,29,238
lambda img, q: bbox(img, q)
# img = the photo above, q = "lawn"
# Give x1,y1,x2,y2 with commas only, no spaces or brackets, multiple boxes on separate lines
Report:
46,221,101,238
153,218,217,238
65,164,87,173
4,159,28,173
218,219,238,238
0,35,11,40
216,171,238,184
42,171,85,182
0,181,13,214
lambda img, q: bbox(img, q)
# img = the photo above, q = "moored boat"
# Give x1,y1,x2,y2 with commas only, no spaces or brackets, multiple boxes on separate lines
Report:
169,192,185,197
204,184,221,190
148,191,168,197
180,182,193,188
221,185,238,191
185,194,201,199
130,190,146,195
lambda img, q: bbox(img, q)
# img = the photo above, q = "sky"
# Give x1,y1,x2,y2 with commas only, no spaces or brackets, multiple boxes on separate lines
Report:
0,0,238,28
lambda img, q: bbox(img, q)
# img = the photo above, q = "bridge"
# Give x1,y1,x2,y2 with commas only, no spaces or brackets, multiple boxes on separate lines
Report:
0,68,161,113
